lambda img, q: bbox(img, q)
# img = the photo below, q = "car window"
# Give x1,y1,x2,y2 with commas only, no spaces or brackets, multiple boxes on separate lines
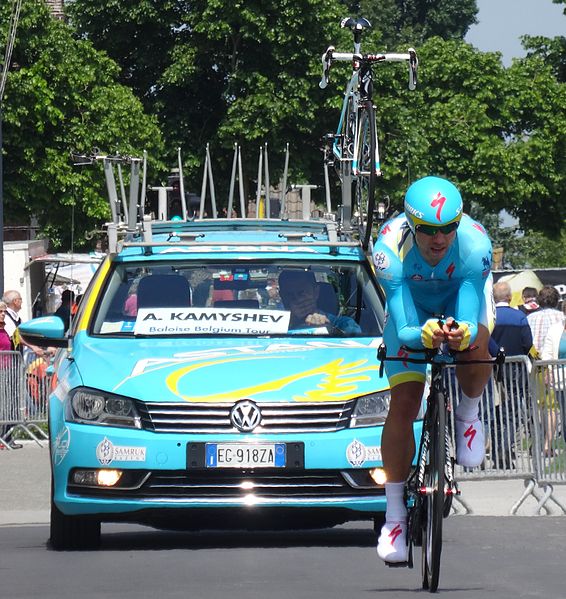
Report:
91,260,384,338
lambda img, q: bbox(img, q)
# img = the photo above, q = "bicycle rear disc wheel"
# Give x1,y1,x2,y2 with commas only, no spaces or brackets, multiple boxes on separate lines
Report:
421,395,446,592
353,100,377,251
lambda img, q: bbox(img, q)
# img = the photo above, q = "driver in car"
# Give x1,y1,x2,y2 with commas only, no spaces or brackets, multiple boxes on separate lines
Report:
278,270,361,334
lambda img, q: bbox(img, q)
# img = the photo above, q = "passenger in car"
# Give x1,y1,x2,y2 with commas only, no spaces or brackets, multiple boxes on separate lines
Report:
278,270,361,334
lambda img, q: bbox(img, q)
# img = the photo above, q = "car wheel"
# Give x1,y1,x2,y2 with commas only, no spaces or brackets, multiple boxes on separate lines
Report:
50,490,101,550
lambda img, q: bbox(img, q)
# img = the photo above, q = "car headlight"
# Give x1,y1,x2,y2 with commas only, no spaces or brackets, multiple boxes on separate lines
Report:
349,391,391,428
66,388,142,429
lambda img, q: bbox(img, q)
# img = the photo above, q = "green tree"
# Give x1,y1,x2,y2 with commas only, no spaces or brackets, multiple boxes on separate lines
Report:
357,0,478,48
523,1,566,83
69,0,348,200
1,0,164,249
382,37,566,238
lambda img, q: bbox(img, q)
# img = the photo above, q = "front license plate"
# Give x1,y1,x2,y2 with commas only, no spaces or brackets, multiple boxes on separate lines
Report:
205,443,286,468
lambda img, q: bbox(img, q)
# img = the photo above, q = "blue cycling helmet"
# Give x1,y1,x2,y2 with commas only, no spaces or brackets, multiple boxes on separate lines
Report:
404,176,463,234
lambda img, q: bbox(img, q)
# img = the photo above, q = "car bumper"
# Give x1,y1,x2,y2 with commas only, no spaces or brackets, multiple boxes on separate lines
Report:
52,422,423,518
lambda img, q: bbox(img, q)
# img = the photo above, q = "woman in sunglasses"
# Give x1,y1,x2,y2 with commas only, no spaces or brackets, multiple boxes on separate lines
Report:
372,176,494,564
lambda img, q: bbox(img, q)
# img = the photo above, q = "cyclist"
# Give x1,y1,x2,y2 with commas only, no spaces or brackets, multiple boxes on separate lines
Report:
372,176,494,564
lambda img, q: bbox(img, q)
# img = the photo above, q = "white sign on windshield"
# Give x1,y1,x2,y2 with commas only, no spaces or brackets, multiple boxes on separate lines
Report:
133,307,291,336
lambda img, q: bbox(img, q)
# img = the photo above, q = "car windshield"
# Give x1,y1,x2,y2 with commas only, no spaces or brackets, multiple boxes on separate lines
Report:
91,259,384,338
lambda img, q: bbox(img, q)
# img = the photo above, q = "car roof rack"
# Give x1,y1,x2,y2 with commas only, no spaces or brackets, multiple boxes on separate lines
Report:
73,150,361,255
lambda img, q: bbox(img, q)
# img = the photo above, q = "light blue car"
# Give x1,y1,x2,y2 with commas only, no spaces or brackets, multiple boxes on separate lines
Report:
20,218,422,549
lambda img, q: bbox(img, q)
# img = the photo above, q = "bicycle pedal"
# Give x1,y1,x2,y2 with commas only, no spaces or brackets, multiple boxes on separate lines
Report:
385,561,409,569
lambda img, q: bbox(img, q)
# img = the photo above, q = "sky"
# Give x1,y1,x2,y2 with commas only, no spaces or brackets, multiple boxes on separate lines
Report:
465,0,565,66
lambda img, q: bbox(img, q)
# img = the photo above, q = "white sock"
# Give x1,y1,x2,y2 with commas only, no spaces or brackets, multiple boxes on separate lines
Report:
456,392,482,421
384,482,407,522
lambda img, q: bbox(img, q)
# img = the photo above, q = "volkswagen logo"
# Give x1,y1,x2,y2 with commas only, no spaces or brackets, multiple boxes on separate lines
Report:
230,400,262,432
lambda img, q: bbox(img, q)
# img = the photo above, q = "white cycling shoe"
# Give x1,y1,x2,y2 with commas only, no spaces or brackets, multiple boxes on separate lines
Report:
377,520,408,564
455,416,485,468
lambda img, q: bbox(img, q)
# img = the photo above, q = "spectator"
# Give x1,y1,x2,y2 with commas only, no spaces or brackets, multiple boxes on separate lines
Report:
518,286,540,316
487,281,534,468
2,289,44,363
540,304,566,448
54,289,76,331
0,301,22,449
71,294,84,316
278,270,361,334
490,282,535,357
527,285,565,354
527,285,565,457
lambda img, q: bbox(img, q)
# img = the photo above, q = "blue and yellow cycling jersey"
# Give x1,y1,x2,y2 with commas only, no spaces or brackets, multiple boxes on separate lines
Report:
372,213,493,350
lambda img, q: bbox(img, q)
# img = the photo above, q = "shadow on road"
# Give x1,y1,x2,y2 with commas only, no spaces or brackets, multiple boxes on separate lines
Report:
99,524,376,551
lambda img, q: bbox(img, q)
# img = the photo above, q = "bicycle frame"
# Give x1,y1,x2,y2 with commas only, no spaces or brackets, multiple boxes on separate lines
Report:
377,341,505,592
332,70,381,178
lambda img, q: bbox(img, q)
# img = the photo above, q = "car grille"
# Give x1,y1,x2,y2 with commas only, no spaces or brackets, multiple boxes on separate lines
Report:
135,400,354,434
70,470,385,501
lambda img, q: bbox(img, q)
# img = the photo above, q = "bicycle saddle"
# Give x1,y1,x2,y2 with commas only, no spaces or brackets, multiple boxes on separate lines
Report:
340,16,372,32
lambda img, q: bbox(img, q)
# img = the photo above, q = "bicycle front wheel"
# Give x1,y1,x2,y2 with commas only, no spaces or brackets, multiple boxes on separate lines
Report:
421,392,446,592
353,100,378,251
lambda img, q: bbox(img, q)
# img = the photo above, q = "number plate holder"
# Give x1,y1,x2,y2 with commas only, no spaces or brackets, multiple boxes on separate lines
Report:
187,442,304,469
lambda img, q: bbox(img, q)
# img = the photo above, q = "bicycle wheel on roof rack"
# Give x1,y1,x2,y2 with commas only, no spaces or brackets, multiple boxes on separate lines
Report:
353,100,378,251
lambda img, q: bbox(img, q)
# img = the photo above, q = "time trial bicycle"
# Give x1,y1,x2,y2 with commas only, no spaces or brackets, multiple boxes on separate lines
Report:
377,329,505,592
319,16,418,251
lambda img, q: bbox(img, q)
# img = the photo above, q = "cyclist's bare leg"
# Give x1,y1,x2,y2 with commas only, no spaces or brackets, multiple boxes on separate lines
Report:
453,324,492,466
454,324,492,397
377,380,424,563
381,381,425,483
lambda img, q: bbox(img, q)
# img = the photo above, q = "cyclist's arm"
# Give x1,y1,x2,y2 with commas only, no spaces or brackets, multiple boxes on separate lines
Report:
373,243,423,347
452,244,492,345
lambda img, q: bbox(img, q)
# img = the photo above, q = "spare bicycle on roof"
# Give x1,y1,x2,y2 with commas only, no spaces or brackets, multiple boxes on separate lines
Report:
319,16,418,251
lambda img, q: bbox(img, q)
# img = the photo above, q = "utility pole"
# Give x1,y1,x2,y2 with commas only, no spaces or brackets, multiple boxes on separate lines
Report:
0,0,23,296
0,110,4,296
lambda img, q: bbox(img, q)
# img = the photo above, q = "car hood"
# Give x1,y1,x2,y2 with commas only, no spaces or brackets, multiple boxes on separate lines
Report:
72,335,388,404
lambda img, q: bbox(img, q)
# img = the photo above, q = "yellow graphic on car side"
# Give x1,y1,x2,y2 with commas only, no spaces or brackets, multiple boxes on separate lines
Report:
166,355,379,403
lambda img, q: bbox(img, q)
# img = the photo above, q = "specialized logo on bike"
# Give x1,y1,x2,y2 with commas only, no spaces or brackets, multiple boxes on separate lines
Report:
464,424,477,450
445,262,455,279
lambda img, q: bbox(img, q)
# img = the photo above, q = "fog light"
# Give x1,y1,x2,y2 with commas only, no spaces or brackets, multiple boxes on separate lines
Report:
97,469,123,487
73,470,98,486
369,468,387,485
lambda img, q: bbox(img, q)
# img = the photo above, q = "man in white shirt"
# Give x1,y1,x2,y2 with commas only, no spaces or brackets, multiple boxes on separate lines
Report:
527,286,565,355
2,290,23,339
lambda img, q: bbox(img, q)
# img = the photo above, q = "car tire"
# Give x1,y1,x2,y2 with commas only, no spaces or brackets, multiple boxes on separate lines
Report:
49,494,101,550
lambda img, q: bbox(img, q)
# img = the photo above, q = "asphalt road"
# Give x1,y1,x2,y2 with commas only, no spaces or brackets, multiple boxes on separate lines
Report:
1,445,566,598
1,518,565,598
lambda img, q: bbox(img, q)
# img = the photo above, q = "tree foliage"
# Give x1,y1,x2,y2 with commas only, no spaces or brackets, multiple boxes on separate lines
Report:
1,0,565,261
357,0,478,48
1,0,164,249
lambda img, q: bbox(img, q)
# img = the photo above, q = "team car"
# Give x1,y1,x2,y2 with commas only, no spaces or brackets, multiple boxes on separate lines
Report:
20,173,423,550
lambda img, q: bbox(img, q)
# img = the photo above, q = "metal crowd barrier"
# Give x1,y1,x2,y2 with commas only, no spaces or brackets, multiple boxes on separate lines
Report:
527,359,566,515
444,355,566,515
0,350,49,449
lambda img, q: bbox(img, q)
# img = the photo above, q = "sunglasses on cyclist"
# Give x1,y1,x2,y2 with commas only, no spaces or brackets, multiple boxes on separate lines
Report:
415,221,459,236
